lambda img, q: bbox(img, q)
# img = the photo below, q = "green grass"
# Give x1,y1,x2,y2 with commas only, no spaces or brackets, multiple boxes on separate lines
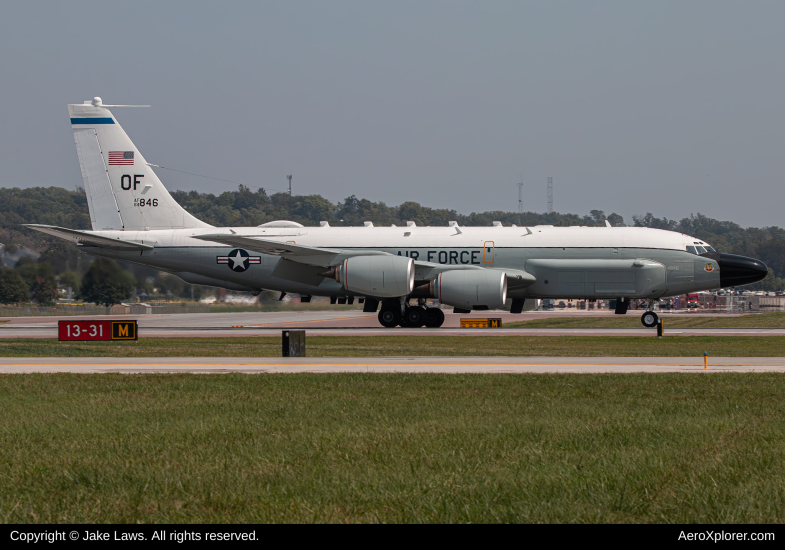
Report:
3,335,785,357
507,311,785,329
1,374,784,523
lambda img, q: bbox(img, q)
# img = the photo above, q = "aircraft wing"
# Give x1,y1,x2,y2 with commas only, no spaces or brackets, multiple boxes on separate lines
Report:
24,224,154,251
193,234,390,266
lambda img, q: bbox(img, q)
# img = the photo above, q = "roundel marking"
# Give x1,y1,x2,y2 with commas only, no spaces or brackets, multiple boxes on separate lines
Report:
704,263,715,272
216,249,262,272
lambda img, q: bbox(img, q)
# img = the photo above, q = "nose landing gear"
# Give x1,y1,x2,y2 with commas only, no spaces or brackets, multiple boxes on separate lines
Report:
641,310,659,328
641,299,659,328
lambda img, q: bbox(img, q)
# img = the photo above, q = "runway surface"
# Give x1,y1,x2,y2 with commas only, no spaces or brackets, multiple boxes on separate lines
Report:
2,356,784,373
0,310,781,337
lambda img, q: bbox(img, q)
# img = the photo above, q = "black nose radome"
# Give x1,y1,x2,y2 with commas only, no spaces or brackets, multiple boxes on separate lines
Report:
708,253,768,288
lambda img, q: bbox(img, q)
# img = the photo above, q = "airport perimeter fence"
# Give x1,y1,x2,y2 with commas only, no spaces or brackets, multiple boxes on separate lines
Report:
691,295,785,313
0,304,210,317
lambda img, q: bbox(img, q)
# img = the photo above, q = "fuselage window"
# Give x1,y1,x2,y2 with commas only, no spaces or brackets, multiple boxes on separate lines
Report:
686,246,697,254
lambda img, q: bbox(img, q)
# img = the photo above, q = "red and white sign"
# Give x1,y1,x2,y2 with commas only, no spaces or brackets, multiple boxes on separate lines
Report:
58,320,111,341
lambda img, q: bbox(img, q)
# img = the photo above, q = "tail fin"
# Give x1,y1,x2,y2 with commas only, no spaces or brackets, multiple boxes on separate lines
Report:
69,98,211,231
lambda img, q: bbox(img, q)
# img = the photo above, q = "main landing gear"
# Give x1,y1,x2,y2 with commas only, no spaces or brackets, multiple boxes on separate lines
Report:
377,300,445,328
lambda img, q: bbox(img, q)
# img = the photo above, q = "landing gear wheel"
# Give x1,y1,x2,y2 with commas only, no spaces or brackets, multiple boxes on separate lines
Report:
641,311,659,328
378,308,401,328
403,306,426,327
424,307,445,328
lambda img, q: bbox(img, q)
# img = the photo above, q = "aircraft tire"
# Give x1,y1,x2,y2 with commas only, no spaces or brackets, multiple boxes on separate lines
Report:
641,311,659,328
404,306,427,327
424,307,445,328
378,308,401,328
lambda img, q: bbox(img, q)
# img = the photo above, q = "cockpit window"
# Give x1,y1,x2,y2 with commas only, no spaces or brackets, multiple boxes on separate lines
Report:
704,246,716,252
686,246,697,254
695,246,707,254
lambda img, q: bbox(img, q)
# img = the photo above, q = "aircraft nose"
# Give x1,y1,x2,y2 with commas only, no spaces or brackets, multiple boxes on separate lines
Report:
715,253,768,287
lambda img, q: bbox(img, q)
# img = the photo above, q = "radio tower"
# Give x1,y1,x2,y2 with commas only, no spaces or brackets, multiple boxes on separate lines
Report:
287,175,292,196
547,177,553,213
517,177,524,226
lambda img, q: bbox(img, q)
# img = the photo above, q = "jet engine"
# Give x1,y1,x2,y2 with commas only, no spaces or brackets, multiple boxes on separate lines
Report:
431,269,508,310
336,255,414,298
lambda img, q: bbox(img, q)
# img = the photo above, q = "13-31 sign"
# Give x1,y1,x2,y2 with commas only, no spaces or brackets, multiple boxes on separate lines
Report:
58,320,138,341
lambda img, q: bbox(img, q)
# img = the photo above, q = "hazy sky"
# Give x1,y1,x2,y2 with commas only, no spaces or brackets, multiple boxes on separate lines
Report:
1,1,783,227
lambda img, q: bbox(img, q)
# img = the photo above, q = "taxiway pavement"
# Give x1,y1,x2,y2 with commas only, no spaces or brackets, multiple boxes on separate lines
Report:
1,356,784,374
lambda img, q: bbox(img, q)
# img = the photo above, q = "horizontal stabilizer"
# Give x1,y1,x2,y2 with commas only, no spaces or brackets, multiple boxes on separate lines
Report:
25,224,154,250
193,234,389,266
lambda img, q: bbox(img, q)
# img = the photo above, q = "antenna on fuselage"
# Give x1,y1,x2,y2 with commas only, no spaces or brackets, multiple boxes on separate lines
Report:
547,177,554,213
517,175,523,226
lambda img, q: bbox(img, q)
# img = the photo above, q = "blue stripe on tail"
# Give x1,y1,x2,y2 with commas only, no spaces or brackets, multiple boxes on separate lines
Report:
70,118,114,125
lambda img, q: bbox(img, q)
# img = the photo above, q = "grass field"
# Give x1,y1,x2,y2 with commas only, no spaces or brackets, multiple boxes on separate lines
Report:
2,335,785,357
507,311,785,329
1,374,783,523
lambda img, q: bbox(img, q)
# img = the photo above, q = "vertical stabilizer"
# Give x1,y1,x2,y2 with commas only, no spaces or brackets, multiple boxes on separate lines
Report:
69,98,211,231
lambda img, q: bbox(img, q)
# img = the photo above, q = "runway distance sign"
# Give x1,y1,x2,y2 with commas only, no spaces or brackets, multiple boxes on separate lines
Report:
58,320,138,341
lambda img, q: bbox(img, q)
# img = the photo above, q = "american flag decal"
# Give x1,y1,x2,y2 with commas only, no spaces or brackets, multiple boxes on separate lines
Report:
108,151,134,165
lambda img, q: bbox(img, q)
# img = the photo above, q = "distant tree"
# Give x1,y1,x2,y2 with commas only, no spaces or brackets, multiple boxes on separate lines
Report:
14,256,35,269
633,212,677,230
30,275,58,305
38,241,81,274
0,269,29,304
607,213,625,227
80,258,135,307
155,272,184,298
398,202,425,225
14,262,58,305
590,210,606,225
59,270,80,295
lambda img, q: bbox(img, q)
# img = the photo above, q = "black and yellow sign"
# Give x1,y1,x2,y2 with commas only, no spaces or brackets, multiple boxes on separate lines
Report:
460,318,502,328
111,320,138,340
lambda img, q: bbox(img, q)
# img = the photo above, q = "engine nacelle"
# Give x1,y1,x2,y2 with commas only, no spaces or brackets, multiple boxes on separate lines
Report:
337,255,414,298
433,270,507,310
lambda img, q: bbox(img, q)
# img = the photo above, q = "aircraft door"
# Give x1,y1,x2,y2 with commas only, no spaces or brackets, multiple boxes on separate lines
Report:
483,241,495,263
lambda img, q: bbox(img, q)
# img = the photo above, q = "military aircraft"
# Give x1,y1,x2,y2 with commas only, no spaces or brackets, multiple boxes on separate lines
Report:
27,98,768,328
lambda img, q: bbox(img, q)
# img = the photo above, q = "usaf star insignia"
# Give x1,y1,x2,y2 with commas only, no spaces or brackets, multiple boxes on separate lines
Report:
217,249,261,272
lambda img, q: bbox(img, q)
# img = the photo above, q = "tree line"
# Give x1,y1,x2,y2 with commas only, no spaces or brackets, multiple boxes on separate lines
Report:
1,185,784,305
